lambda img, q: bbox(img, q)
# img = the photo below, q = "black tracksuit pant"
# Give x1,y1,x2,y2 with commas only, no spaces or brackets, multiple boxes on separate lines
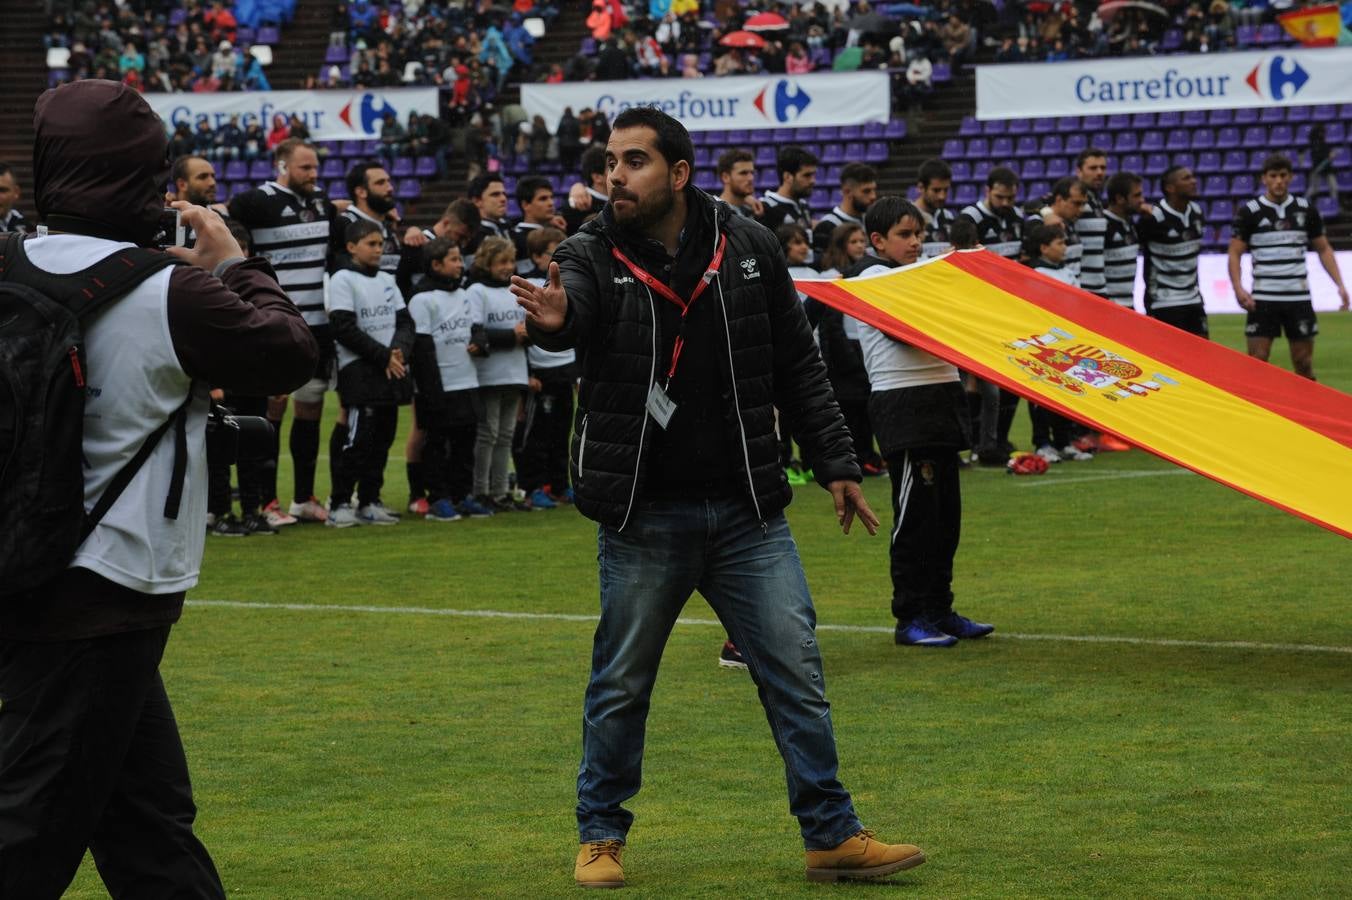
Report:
887,447,963,624
0,626,224,899
206,394,268,516
1029,403,1074,450
516,369,574,494
330,403,399,508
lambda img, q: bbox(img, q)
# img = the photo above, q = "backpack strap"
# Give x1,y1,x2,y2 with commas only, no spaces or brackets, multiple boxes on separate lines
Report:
0,232,182,321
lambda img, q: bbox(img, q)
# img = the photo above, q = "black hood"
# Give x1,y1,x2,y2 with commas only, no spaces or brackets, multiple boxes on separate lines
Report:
34,80,170,245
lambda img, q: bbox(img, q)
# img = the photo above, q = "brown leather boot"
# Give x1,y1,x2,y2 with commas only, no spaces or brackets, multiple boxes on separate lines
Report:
805,830,925,882
575,839,625,889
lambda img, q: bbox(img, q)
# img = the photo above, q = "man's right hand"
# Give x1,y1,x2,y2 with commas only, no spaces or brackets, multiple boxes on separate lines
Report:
1235,286,1256,311
510,262,568,333
165,200,244,272
404,226,428,247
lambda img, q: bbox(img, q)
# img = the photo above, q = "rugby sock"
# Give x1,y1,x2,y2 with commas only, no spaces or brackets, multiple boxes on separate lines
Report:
407,462,425,502
263,417,283,504
291,418,320,502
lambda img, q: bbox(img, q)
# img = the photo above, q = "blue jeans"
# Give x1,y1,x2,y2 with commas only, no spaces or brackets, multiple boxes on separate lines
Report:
577,497,862,850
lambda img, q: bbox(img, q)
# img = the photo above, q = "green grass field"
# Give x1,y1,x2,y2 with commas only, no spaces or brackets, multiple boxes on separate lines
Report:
69,314,1352,898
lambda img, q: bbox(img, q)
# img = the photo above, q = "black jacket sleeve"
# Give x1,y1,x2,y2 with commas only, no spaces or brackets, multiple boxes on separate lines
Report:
411,333,447,407
391,306,414,360
329,310,393,366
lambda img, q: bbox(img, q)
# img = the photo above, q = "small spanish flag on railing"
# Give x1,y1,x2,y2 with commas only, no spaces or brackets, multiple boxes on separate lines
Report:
794,250,1352,539
1276,3,1352,47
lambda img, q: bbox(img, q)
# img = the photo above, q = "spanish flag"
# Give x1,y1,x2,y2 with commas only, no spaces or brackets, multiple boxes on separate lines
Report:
1276,3,1352,47
795,251,1352,539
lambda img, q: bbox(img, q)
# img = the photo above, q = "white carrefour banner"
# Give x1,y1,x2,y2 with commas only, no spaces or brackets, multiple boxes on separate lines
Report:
144,89,440,141
521,71,890,133
976,48,1352,120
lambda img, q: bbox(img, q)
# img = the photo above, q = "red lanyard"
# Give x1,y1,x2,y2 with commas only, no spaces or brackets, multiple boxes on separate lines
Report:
610,233,728,381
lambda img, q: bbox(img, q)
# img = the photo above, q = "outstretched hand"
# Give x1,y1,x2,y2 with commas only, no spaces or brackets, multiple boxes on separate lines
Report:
510,262,569,333
827,480,879,536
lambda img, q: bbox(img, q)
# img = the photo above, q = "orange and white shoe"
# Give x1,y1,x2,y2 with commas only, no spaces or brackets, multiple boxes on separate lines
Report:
286,496,327,523
262,499,298,527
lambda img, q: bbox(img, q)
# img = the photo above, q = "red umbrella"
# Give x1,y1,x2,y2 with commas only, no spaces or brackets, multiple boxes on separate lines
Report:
719,30,767,49
744,12,789,31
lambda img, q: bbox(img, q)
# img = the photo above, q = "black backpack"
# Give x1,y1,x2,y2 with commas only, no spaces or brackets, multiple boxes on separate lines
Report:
0,232,184,597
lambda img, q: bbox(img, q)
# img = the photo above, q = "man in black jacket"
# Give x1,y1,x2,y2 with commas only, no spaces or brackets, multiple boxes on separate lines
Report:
511,107,925,889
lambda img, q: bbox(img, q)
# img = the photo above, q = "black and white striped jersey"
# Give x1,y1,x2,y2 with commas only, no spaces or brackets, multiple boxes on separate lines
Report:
1061,218,1082,286
959,201,1022,259
330,206,402,277
811,206,864,259
1138,199,1204,311
1101,210,1139,308
1077,191,1107,295
228,181,336,328
919,205,957,259
1232,194,1324,303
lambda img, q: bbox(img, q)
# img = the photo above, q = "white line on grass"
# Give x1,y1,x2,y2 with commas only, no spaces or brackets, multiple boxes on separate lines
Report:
186,600,1352,656
1015,470,1194,487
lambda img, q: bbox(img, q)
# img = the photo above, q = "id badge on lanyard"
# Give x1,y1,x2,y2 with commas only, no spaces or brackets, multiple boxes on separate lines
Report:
612,234,728,429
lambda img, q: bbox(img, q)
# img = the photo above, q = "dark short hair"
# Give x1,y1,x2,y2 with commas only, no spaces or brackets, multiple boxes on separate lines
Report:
467,172,504,200
515,175,552,206
344,218,382,245
987,166,1019,190
227,218,253,255
948,218,979,250
171,154,210,185
1105,171,1142,205
443,198,481,233
423,235,459,273
1161,165,1190,189
579,145,607,181
777,145,819,180
716,147,754,176
916,158,953,187
840,163,877,188
1075,147,1108,169
1051,176,1085,201
1024,221,1065,258
775,223,809,252
610,106,694,169
0,162,13,181
864,196,923,241
526,226,566,257
346,161,386,198
1261,153,1293,174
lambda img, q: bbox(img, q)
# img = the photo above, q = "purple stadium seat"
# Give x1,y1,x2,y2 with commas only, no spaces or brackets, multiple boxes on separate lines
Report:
1023,159,1045,179
1172,152,1197,169
224,160,247,181
842,144,864,163
1215,126,1240,149
863,122,885,139
1295,124,1313,144
1032,117,1055,132
1027,180,1050,199
1270,124,1294,146
754,145,774,166
932,61,952,83
1198,150,1221,172
822,165,842,184
950,161,971,181
1144,153,1169,175
505,200,521,220
812,126,836,142
756,170,776,190
953,184,978,206
341,141,365,158
1288,105,1312,123
810,46,832,67
1333,145,1350,166
1256,23,1283,45
1039,135,1064,155
1082,114,1105,131
865,141,888,163
692,147,710,166
580,37,595,55
884,120,907,140
390,157,414,178
1242,126,1268,145
361,140,381,156
1056,116,1081,133
942,139,964,158
1207,109,1233,126
981,119,1005,136
1160,29,1183,52
821,144,844,164
1183,109,1207,127
1191,130,1215,151
1131,113,1156,129
808,188,830,209
1234,107,1259,125
1090,132,1113,151
1327,122,1346,142
413,157,436,178
1121,154,1144,174
1140,130,1165,152
236,27,254,45
1114,132,1138,153
1290,173,1307,193
1221,150,1247,173
395,179,421,200
992,137,1013,156
1339,103,1352,118
1248,149,1268,168
1016,136,1037,155
1259,106,1285,124
1008,118,1032,135
973,160,993,181
1230,175,1255,196
1202,175,1228,197
169,8,187,26
1065,133,1088,155
839,125,862,140
1046,157,1069,178
1166,129,1190,151
256,26,280,44
321,158,343,179
696,170,718,191
1106,114,1130,131
1235,24,1256,46
327,181,349,200
791,127,814,142
326,45,347,64
966,138,989,157
1315,196,1339,219
249,160,272,180
1157,111,1182,128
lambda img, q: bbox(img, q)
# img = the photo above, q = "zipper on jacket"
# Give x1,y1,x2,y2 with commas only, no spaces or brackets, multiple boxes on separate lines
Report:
575,413,589,473
617,283,658,532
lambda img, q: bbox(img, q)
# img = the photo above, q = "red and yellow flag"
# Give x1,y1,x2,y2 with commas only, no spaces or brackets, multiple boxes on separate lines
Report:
795,250,1352,539
1276,4,1352,46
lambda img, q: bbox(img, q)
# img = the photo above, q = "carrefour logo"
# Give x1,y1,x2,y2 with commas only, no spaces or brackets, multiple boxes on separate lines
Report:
1245,55,1309,101
753,79,812,123
338,93,398,134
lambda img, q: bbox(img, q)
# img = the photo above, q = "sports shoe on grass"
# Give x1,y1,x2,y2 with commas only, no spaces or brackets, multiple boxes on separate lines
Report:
408,497,430,516
935,611,995,639
528,488,558,509
1035,444,1062,463
369,500,401,518
284,497,324,524
575,840,624,889
805,830,925,883
357,503,400,526
425,499,462,522
210,514,248,537
458,496,495,518
894,619,958,648
786,467,809,486
548,486,574,504
262,500,298,526
325,505,359,528
1097,433,1132,452
241,512,277,536
718,640,749,670
1060,444,1094,462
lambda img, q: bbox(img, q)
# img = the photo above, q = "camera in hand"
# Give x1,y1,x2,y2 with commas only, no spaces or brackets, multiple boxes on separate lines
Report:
205,404,273,464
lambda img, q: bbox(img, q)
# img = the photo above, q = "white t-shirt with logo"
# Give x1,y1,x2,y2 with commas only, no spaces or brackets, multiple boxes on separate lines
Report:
327,269,405,371
409,286,482,393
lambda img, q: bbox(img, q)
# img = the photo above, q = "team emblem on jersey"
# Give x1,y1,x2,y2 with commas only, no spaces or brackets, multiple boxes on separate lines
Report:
1005,327,1178,401
299,207,316,223
919,461,935,485
1295,211,1306,228
739,257,761,280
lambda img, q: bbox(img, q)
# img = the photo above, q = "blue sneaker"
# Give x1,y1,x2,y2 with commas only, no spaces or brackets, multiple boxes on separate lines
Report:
528,488,558,509
425,499,462,522
457,496,494,518
894,619,959,648
549,487,575,504
935,612,995,639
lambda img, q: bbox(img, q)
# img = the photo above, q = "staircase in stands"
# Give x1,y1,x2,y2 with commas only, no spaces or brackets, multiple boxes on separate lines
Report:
0,0,50,222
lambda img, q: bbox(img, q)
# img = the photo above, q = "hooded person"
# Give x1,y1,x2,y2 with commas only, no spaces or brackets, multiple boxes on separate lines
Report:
0,80,318,898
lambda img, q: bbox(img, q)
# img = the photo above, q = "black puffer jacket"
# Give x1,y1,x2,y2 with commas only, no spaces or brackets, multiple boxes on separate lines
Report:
531,187,859,529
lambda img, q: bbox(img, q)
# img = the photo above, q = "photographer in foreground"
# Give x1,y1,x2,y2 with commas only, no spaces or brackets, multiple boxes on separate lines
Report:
0,80,317,898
